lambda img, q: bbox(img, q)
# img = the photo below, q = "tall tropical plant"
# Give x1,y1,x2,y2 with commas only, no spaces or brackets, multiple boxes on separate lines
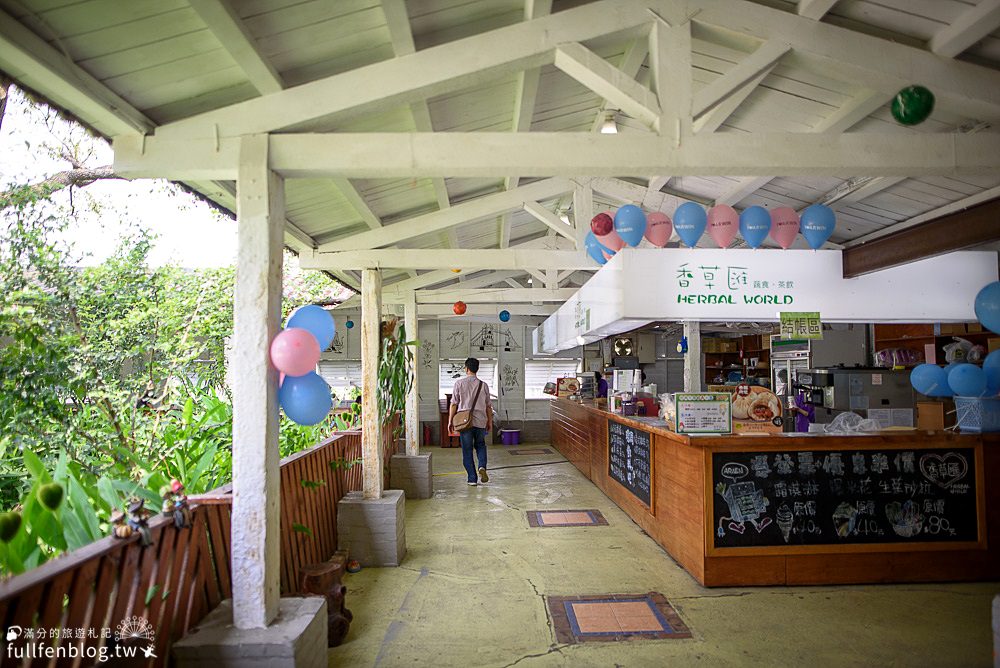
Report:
378,318,417,438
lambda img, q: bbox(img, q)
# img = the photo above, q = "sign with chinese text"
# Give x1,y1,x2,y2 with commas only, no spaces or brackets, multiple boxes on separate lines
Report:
608,420,652,507
711,385,784,434
675,393,732,434
711,447,979,548
780,312,823,339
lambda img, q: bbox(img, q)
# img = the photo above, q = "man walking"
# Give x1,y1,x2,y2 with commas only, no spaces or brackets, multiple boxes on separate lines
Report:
448,357,493,486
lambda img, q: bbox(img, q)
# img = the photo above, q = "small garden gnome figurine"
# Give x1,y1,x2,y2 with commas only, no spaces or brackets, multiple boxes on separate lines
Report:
127,498,153,546
110,509,133,539
170,479,191,529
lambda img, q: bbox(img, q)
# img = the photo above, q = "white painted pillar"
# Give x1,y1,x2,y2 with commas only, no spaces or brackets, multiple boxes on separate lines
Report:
232,135,283,629
404,291,419,456
683,320,702,392
361,268,383,500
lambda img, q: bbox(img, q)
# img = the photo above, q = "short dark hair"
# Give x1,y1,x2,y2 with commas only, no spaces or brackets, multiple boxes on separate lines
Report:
594,371,602,381
465,357,480,373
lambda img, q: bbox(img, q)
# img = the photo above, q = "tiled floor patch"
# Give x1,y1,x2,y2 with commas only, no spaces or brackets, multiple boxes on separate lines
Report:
507,448,553,455
546,593,692,643
526,509,609,527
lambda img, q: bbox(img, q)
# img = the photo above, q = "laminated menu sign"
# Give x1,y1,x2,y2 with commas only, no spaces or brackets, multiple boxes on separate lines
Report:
608,420,651,507
711,447,979,548
675,393,732,434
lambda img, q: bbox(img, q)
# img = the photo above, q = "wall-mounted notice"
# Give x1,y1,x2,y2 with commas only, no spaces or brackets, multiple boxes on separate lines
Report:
780,311,823,339
675,393,732,434
712,447,979,548
608,420,652,507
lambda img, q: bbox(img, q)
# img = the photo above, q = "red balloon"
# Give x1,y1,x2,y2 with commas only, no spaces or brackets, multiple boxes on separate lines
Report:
590,212,614,237
453,301,467,315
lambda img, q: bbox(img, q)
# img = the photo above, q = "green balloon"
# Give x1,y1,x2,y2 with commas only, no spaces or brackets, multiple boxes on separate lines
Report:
891,85,935,126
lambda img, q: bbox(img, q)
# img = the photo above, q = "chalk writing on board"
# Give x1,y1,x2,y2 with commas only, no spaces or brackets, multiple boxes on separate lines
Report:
608,420,651,507
712,448,978,548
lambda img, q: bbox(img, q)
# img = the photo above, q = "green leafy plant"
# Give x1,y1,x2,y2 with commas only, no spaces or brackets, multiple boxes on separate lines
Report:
378,319,417,438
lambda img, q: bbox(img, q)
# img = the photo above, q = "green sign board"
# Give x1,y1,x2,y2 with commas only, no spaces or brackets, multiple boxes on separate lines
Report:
780,311,823,339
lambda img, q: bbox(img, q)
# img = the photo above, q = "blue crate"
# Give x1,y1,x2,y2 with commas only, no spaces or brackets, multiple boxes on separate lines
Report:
954,396,1000,433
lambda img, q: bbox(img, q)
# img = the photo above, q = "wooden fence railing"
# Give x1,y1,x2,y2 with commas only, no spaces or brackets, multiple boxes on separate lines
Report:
0,417,400,667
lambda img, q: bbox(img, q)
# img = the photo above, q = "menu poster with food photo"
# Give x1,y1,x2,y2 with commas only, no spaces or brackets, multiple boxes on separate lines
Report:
729,384,783,433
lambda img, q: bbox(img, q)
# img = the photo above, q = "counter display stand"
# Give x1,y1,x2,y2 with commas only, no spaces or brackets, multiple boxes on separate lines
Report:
551,398,999,587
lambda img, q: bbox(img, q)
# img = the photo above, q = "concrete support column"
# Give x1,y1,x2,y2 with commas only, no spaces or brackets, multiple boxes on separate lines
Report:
231,135,282,629
683,320,702,392
361,268,383,500
404,291,419,456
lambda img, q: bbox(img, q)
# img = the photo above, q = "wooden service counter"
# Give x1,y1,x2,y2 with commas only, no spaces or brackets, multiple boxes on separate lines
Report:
551,398,1000,587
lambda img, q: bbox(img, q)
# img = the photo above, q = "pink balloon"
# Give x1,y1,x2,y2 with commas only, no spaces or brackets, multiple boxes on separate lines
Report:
279,372,286,386
596,230,625,252
769,206,800,249
707,205,738,248
270,328,320,377
644,212,672,247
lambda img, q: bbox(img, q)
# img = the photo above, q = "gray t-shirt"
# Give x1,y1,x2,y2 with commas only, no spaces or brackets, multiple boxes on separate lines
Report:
452,375,491,429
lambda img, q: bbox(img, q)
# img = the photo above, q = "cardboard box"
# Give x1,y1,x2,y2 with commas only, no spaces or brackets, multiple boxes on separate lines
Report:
721,340,738,353
967,322,983,333
989,338,1000,354
939,323,967,335
916,400,955,431
702,338,718,352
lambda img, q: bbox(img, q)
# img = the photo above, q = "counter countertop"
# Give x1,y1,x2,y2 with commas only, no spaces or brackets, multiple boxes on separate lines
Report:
555,397,993,448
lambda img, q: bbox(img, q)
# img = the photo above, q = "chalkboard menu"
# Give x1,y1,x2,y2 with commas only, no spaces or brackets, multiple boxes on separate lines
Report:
712,448,978,548
608,420,652,506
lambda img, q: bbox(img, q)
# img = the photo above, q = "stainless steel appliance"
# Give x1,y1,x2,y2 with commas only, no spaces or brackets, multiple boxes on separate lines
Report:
770,336,811,399
797,367,915,426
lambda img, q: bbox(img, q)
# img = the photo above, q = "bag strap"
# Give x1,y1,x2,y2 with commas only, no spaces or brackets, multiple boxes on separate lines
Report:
470,379,484,407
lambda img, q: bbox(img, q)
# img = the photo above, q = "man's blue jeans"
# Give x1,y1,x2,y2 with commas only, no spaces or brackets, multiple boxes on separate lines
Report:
459,427,488,483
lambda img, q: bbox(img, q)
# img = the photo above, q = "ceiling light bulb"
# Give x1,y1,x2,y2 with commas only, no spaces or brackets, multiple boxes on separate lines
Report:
600,112,618,134
527,278,533,284
558,211,570,224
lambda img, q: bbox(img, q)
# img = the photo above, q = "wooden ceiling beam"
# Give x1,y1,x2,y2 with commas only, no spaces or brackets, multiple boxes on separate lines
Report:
0,6,152,135
796,0,839,21
189,0,283,95
842,197,1000,277
929,0,1000,58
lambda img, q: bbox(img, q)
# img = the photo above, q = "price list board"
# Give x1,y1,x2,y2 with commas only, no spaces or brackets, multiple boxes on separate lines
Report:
711,447,980,550
675,393,732,434
608,420,652,507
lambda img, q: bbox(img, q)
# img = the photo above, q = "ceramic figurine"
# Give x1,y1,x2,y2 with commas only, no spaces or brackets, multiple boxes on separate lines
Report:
160,485,173,516
170,479,192,529
127,498,153,546
299,557,353,647
110,509,133,539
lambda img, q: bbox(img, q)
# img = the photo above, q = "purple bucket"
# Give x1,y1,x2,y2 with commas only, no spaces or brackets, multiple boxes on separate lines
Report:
501,429,521,446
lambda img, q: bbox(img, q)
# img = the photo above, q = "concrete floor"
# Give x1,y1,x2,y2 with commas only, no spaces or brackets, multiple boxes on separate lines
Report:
329,444,999,668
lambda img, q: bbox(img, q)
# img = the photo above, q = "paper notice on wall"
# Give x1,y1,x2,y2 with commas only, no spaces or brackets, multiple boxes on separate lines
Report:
867,408,891,429
871,374,882,386
890,408,914,427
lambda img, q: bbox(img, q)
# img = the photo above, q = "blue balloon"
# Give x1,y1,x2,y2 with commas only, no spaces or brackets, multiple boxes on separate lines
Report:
984,350,1000,395
674,202,707,248
287,305,336,350
800,204,836,250
739,206,772,249
974,281,1000,334
613,205,646,247
910,363,950,397
584,231,611,265
279,371,332,425
947,363,987,397
499,310,511,322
